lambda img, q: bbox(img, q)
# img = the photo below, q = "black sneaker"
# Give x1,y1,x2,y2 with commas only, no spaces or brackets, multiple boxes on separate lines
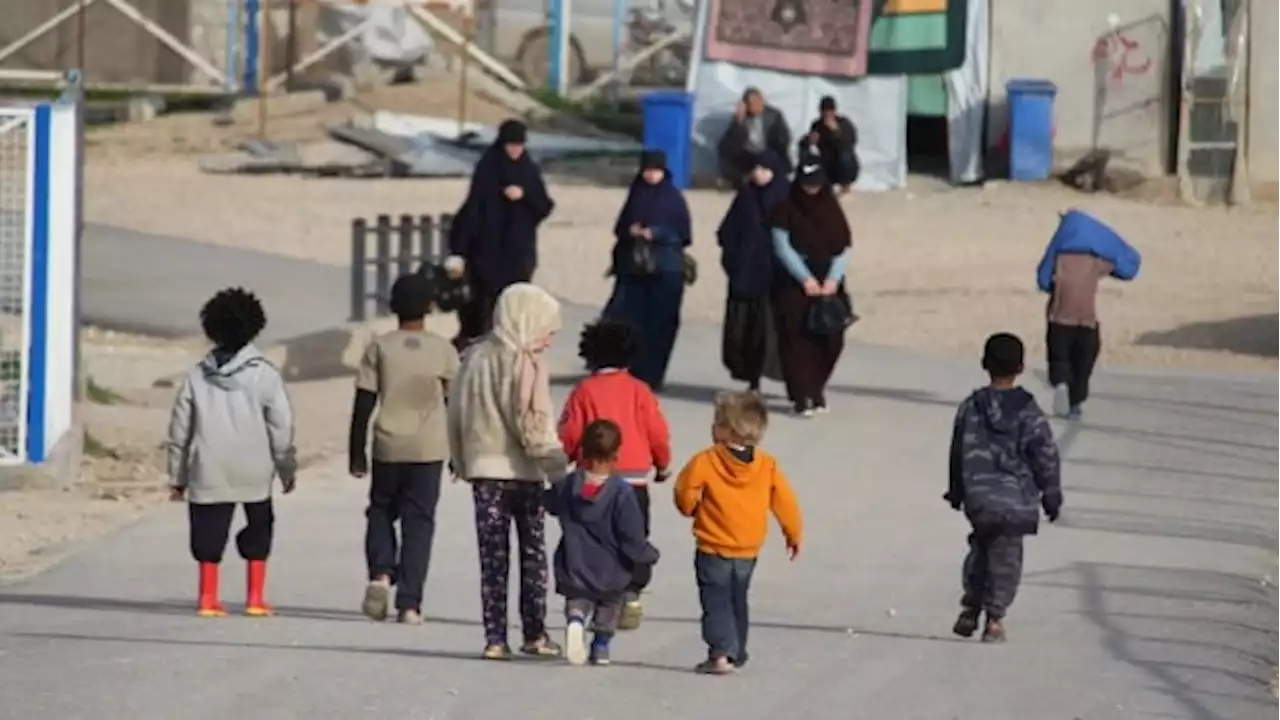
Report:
589,638,612,666
952,608,981,638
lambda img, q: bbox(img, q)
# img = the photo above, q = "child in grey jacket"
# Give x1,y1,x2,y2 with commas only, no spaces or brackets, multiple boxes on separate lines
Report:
167,288,297,618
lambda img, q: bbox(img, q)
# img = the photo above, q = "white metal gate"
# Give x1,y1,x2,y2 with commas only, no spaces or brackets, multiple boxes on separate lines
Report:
0,108,32,464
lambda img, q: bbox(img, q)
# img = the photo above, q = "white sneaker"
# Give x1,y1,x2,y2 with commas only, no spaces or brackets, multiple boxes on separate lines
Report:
1052,384,1070,417
565,619,588,666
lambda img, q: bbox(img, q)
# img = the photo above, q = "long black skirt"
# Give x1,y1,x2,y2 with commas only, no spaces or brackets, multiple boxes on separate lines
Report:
722,295,782,385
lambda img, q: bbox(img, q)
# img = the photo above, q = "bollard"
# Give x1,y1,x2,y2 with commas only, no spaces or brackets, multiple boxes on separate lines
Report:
418,215,437,268
374,214,392,316
350,218,368,322
397,214,415,279
437,213,453,262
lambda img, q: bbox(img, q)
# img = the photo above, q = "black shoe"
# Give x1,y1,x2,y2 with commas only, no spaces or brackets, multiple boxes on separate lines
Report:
952,608,981,638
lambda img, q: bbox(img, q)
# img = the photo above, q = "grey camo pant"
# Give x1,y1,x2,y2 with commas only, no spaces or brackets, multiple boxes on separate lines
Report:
961,531,1024,618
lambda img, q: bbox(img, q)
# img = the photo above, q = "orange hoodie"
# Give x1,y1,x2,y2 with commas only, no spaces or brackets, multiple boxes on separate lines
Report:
673,444,803,558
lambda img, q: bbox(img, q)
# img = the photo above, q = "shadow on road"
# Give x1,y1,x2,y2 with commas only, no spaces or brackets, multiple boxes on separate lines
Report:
1027,562,1279,720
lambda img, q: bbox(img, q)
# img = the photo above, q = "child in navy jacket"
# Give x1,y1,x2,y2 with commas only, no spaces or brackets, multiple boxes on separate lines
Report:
546,419,659,666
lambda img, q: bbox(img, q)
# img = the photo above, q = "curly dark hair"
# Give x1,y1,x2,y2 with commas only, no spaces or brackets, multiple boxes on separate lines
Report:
578,319,640,371
200,287,267,352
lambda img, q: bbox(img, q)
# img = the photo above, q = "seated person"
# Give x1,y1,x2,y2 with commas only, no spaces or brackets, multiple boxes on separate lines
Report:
798,96,859,192
718,88,793,187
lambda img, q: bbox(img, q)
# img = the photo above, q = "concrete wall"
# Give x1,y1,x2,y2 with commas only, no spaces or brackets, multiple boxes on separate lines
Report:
988,0,1175,175
1246,0,1278,197
0,0,191,86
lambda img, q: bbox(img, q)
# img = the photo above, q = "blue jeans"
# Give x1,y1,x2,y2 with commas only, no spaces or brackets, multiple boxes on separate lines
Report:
694,552,756,664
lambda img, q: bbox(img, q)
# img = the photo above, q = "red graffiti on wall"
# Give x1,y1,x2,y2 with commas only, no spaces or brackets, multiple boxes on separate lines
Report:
1092,31,1152,82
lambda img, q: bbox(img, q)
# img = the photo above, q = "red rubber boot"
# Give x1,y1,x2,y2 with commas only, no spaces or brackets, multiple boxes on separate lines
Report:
245,560,273,617
196,563,227,617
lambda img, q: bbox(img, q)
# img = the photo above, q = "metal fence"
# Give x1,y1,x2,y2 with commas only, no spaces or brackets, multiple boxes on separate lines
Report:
1178,0,1251,204
0,108,31,463
349,213,451,322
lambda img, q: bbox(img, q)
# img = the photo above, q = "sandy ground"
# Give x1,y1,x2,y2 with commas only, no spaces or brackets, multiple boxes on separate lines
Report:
0,328,356,581
84,157,1279,372
9,82,1275,582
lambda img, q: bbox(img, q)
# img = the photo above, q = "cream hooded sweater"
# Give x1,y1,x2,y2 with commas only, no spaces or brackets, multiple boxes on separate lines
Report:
447,284,568,482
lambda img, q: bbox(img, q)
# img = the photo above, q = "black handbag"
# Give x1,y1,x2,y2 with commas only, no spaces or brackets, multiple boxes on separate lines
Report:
610,236,657,277
806,293,856,335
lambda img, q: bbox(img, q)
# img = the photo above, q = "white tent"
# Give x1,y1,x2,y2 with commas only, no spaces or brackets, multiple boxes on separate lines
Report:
685,0,990,190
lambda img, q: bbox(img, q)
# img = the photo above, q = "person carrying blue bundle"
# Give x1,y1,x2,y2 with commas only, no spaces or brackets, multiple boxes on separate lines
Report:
604,149,693,392
1035,209,1141,419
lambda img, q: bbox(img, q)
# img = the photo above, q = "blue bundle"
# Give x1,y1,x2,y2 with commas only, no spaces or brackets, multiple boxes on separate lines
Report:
1036,209,1142,293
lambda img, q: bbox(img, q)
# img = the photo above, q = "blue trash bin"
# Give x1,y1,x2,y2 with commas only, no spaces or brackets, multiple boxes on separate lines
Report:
1006,78,1058,181
641,91,694,189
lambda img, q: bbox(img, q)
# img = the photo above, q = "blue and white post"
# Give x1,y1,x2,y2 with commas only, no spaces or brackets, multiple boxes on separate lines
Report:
611,0,626,106
25,99,80,464
547,0,573,94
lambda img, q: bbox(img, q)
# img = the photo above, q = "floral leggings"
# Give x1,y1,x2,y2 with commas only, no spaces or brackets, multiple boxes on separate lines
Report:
472,480,549,647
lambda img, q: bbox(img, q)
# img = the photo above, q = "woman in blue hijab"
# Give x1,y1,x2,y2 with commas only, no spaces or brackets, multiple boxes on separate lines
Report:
716,150,790,392
603,150,692,392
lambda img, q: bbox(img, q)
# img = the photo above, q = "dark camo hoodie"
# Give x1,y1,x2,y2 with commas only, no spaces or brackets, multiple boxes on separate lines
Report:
946,386,1062,535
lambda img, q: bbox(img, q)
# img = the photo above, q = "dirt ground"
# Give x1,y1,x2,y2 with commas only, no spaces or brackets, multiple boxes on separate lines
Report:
0,328,355,581
7,72,1277,583
84,157,1279,373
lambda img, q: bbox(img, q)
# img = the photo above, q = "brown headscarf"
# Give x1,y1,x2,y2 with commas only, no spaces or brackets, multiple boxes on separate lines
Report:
769,165,852,259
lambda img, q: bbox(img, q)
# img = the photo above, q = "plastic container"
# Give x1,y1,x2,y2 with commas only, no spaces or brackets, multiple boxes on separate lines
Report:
1005,78,1058,181
640,91,694,189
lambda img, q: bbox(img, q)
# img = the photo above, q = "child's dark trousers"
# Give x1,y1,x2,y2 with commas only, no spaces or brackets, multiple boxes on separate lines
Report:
626,485,653,596
960,529,1025,618
365,461,444,612
695,551,757,664
566,595,625,634
189,500,274,563
1046,322,1101,407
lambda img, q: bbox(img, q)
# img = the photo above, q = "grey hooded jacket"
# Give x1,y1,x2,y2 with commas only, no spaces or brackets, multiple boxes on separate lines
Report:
166,344,298,504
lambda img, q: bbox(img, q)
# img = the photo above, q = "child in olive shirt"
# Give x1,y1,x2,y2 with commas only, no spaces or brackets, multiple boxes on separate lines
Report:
349,273,460,625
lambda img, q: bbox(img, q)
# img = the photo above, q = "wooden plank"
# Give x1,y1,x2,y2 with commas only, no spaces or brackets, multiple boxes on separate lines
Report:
882,0,948,15
405,3,527,90
0,69,227,96
102,0,227,85
0,0,99,67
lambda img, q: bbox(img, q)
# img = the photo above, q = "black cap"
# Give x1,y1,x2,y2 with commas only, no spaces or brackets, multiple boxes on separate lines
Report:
389,272,434,320
497,119,527,145
819,95,836,112
640,149,667,171
796,159,826,185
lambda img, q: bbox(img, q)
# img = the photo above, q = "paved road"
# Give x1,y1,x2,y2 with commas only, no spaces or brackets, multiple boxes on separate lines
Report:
83,223,350,344
6,258,1279,718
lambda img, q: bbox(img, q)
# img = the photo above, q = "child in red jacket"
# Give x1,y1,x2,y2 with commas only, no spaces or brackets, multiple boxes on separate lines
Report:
559,319,672,630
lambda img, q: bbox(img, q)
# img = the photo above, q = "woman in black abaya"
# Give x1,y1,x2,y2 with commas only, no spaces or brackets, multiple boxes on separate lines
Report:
716,150,789,392
447,120,555,351
603,150,692,392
